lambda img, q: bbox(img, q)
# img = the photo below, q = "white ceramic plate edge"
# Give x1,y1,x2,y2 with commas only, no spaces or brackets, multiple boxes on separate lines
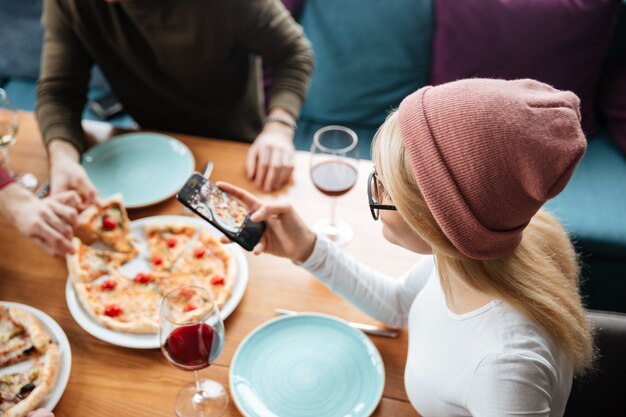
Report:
0,302,72,412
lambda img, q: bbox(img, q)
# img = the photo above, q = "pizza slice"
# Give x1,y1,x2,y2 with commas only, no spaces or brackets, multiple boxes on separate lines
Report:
144,223,196,271
76,194,137,254
169,231,236,309
0,344,60,417
73,273,161,334
0,307,53,369
66,238,137,283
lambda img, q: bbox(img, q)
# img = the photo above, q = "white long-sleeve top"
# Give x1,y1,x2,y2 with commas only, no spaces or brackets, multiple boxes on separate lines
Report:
300,235,573,417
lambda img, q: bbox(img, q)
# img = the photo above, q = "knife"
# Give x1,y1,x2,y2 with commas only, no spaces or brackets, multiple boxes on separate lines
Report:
275,308,398,338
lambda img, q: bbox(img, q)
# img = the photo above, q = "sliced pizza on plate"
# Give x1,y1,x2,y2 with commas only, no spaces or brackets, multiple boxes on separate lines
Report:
73,273,161,334
168,231,236,308
76,194,137,254
0,305,60,417
66,238,137,283
144,223,196,271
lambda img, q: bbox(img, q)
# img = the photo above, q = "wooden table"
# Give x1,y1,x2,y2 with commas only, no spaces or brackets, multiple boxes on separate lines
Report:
0,113,421,416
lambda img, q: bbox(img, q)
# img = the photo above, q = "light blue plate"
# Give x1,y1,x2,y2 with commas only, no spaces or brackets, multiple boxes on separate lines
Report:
82,133,195,208
230,314,385,417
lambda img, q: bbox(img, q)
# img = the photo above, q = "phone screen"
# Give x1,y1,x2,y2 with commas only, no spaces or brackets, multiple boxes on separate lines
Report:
189,180,249,235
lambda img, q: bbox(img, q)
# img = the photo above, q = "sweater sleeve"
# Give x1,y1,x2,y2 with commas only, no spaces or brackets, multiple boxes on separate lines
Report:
299,233,433,328
0,168,15,189
230,0,313,118
466,352,557,417
36,0,92,153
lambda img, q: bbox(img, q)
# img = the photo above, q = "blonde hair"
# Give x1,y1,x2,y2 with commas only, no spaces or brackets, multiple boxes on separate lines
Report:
373,111,594,375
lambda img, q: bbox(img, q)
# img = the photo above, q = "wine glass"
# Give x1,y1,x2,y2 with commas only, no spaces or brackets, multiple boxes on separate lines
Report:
160,286,228,417
0,88,37,190
310,125,359,246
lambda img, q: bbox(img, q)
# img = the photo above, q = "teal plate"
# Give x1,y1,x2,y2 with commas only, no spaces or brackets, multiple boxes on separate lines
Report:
82,133,195,208
230,314,385,417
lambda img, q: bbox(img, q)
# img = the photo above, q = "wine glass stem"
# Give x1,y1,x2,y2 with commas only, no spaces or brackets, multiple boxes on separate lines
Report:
330,197,337,228
0,147,14,177
193,369,205,404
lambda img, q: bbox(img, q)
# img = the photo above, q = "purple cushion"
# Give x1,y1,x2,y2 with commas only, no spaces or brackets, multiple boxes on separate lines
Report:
431,0,621,136
601,60,626,157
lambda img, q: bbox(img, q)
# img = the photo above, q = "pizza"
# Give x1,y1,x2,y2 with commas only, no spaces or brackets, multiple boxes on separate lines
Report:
66,238,137,283
0,305,60,417
76,194,137,254
68,197,239,335
73,272,161,334
169,231,236,308
144,223,196,271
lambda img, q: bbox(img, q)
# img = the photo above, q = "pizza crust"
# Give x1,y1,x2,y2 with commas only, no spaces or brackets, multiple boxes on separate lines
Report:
8,307,50,353
4,344,60,417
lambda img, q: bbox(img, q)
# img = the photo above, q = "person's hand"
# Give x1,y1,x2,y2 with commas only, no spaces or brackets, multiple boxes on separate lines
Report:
216,182,316,263
246,119,295,192
1,184,81,257
27,408,54,417
49,140,98,209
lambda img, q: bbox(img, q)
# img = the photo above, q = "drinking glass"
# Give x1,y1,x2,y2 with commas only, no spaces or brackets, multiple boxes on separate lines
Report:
0,88,37,189
160,286,227,417
310,125,359,246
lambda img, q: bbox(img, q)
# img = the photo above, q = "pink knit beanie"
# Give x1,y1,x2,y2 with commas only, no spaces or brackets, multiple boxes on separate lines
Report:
398,78,586,260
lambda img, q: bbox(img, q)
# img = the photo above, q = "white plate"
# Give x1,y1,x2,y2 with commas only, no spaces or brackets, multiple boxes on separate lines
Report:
0,302,72,412
66,215,249,349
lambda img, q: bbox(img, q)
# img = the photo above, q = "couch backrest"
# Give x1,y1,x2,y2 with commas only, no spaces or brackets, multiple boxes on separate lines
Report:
0,0,107,87
298,0,433,129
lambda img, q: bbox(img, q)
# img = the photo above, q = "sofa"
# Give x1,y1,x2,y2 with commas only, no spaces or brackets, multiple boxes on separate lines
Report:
291,0,626,314
1,0,625,313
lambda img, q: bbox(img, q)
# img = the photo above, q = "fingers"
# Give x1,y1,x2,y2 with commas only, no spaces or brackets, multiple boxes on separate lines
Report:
276,151,294,189
51,190,82,211
76,176,98,209
219,236,233,245
246,146,258,180
252,240,265,255
48,199,79,229
215,181,262,211
249,203,292,222
40,205,73,239
262,151,282,192
254,148,271,190
32,220,74,257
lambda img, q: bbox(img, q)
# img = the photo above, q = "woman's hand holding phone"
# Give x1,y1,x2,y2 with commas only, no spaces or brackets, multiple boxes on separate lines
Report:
216,182,316,263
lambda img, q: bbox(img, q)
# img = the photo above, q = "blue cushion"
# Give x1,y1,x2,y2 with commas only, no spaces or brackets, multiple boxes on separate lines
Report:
544,134,626,260
294,119,379,160
299,0,434,130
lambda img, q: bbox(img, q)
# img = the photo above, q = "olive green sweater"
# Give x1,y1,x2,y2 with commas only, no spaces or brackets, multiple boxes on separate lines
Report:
36,0,313,152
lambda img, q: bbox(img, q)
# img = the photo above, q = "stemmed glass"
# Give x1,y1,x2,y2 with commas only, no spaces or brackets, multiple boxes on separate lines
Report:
310,125,359,246
0,88,37,190
160,286,228,417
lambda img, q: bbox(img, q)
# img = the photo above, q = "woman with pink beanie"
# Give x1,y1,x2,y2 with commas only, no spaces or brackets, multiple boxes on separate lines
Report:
219,78,594,416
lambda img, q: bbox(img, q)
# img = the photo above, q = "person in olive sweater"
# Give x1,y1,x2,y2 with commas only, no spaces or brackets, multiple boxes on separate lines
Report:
37,0,314,205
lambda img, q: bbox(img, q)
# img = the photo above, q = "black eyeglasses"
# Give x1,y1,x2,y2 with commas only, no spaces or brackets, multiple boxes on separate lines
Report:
368,170,397,220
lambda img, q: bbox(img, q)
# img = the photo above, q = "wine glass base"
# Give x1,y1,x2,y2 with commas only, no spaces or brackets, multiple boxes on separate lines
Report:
311,219,353,247
175,378,228,417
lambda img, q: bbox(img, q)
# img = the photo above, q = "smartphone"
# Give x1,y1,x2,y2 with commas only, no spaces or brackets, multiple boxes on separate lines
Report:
177,173,266,251
88,93,124,120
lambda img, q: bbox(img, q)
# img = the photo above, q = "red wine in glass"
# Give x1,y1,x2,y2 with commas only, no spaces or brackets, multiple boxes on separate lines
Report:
160,286,227,417
163,323,222,371
311,160,358,197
